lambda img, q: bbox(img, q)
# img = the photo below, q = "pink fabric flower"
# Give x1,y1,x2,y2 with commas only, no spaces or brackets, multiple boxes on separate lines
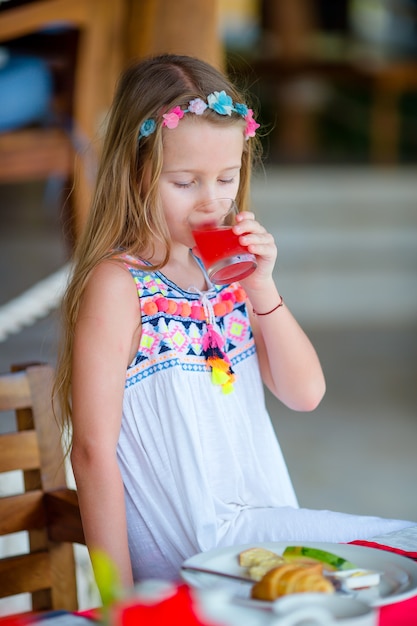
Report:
188,98,207,115
162,106,185,129
244,109,260,139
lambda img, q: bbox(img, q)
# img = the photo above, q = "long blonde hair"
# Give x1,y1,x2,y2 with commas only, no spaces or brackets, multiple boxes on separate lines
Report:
54,53,262,433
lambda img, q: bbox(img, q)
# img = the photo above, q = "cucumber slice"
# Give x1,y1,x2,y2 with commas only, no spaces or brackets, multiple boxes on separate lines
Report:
282,546,357,571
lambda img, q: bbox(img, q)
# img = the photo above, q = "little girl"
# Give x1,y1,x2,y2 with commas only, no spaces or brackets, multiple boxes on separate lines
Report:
55,54,414,588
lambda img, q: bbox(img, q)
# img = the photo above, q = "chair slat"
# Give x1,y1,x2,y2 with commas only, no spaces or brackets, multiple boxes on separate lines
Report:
0,431,39,472
0,129,72,180
0,371,31,410
0,491,45,535
0,552,51,597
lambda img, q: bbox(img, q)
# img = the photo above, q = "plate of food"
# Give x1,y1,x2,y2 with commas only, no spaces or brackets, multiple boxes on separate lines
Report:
180,541,417,607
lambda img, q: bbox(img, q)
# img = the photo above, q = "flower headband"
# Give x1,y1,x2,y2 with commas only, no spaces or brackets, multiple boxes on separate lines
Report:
138,90,260,142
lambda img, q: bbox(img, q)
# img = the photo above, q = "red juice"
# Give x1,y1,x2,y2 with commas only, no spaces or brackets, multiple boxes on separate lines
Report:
192,226,256,284
192,226,245,266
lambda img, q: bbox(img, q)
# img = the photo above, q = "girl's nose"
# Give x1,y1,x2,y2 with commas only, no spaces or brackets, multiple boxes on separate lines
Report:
195,193,218,213
196,185,219,206
194,198,233,219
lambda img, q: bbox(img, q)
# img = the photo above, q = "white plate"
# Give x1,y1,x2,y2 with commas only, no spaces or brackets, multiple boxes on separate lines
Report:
181,541,417,607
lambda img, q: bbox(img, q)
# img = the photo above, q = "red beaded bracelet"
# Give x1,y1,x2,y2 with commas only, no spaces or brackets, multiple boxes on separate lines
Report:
253,295,284,316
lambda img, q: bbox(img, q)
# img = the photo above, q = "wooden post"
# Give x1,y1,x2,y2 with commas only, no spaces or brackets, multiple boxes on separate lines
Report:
126,0,223,69
261,0,319,160
72,0,127,238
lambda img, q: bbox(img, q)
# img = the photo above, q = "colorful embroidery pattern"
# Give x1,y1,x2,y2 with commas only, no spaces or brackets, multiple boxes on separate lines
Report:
122,261,254,392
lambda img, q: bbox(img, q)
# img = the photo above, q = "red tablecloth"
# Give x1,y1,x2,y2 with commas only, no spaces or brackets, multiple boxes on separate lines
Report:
349,539,417,626
350,539,417,561
378,596,417,626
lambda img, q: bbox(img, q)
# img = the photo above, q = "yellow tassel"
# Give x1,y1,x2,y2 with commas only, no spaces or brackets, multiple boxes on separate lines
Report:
221,380,234,394
207,357,234,393
212,367,230,386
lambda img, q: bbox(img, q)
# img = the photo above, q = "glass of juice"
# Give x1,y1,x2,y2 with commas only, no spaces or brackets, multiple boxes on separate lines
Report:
189,198,257,285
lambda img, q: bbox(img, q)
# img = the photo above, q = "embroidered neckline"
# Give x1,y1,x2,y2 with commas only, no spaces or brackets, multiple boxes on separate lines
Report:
119,252,246,394
141,284,246,318
142,285,246,394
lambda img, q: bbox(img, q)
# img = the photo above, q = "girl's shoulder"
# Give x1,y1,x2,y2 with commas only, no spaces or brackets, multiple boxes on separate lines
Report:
76,258,140,349
85,257,138,301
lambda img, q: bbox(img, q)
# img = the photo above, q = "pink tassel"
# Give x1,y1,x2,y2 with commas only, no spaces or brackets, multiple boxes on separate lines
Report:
202,324,224,351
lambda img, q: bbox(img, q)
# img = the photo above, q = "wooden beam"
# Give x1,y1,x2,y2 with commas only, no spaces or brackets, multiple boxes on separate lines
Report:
126,0,223,69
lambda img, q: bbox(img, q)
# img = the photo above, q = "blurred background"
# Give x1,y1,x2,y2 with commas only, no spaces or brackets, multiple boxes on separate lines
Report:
0,0,416,612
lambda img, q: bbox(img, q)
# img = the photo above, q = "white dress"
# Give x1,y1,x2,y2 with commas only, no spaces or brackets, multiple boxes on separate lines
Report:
117,255,414,581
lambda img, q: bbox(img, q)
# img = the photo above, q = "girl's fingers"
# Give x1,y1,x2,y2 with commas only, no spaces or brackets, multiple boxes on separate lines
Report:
234,219,267,237
234,215,277,265
239,231,275,249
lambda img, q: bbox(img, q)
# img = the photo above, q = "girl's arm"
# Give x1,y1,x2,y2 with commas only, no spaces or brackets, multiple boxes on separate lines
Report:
248,283,326,411
71,260,140,589
236,213,326,411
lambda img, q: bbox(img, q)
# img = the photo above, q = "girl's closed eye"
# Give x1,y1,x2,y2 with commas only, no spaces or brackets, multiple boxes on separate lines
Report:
175,178,235,188
174,181,194,189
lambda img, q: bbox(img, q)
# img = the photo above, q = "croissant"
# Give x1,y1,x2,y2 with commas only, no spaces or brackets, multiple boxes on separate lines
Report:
248,557,287,581
238,547,285,581
251,563,335,601
238,547,284,568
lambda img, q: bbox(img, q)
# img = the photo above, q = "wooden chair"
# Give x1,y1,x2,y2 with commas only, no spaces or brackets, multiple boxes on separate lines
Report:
0,0,125,240
0,363,85,613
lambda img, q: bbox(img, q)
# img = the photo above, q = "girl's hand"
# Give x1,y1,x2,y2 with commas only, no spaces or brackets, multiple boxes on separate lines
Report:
234,211,277,289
